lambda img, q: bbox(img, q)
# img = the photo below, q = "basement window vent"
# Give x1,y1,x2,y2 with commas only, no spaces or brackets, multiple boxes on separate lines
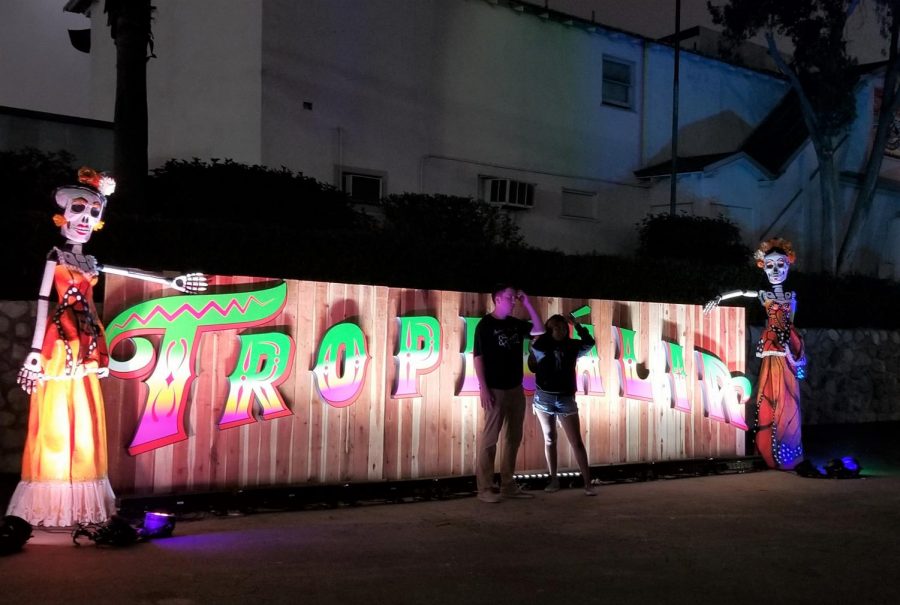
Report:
482,178,535,209
342,172,383,203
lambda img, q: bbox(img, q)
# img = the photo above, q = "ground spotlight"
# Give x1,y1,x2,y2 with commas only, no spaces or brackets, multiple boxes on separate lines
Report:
0,515,32,555
140,512,176,539
824,457,862,479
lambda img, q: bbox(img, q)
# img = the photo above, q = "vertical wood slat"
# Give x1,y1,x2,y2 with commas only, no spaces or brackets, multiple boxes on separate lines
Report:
103,275,749,494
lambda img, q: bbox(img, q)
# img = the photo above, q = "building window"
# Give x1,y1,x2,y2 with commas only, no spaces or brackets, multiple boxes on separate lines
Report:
561,189,596,219
602,56,633,109
342,172,383,203
481,177,535,209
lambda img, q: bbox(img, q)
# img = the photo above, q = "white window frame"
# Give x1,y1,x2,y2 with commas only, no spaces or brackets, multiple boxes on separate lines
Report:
602,55,634,109
480,176,535,209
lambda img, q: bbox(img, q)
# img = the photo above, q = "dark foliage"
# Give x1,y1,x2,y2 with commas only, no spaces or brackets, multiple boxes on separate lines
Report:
3,149,78,294
6,150,900,328
1,148,76,201
379,193,524,249
143,158,367,228
636,213,752,266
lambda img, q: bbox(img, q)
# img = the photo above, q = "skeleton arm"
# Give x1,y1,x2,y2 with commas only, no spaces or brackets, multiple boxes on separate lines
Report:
97,264,208,293
17,259,57,393
703,289,758,315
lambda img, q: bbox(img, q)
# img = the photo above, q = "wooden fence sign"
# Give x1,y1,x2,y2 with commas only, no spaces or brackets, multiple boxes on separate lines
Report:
101,275,750,495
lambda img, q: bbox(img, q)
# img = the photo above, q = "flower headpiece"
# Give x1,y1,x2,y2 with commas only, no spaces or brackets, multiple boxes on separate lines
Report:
52,166,115,231
754,238,796,268
77,166,116,196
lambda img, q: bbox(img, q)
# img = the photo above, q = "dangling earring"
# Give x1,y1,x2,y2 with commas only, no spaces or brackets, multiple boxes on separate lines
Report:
93,220,105,231
52,214,67,227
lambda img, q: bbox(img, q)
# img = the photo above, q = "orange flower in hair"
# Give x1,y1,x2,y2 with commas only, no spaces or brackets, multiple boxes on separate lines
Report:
77,166,116,196
754,238,796,268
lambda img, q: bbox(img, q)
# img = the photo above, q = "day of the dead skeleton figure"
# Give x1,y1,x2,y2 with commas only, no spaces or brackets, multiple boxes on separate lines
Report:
8,167,207,527
704,238,806,470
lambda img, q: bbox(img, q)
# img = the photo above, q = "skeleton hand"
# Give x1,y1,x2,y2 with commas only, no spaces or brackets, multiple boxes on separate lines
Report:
96,366,110,379
703,296,722,316
171,273,208,294
17,351,42,394
785,347,807,380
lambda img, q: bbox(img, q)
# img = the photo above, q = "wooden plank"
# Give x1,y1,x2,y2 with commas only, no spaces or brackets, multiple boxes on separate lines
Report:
344,283,369,481
436,290,458,477
322,281,346,483
381,288,401,480
102,274,137,494
367,285,389,480
459,291,485,476
273,279,299,486
595,298,614,465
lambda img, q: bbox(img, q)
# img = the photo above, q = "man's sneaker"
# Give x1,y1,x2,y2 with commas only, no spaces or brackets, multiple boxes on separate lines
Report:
477,490,502,503
500,485,534,499
584,486,597,496
544,478,561,493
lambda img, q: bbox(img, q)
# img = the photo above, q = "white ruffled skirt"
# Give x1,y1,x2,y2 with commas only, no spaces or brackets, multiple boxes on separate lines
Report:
5,478,117,527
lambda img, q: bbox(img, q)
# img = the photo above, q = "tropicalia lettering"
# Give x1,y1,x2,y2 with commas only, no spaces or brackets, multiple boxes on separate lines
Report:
104,282,752,455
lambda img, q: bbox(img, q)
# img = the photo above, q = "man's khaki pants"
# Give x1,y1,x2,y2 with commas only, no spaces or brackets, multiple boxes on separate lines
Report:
476,387,526,493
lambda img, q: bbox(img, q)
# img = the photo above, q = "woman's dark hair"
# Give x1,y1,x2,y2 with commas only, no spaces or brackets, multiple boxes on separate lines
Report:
545,314,567,330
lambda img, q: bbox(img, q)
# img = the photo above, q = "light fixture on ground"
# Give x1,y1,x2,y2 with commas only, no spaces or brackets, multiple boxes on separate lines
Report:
140,512,176,539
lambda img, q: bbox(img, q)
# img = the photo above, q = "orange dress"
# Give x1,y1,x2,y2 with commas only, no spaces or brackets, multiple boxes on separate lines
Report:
754,293,805,470
6,256,116,526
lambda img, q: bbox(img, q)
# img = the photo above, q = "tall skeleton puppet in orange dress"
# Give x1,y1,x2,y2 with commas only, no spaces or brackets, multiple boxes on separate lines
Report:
704,239,806,470
9,167,207,527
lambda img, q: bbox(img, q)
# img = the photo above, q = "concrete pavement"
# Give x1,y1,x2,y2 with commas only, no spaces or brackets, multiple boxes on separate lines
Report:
3,423,899,605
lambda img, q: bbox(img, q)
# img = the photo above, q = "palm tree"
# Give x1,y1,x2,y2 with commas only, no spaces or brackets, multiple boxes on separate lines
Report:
104,0,155,207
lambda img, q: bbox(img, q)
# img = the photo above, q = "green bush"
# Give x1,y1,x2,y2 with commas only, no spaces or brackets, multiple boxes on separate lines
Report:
143,158,367,229
379,193,523,249
2,148,78,291
637,212,752,266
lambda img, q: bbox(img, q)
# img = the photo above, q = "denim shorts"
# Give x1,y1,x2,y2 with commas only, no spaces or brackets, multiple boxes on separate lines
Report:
532,390,579,417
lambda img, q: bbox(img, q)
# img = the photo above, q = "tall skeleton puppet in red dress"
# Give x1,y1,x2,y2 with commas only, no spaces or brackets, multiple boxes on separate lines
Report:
704,238,806,470
9,167,207,527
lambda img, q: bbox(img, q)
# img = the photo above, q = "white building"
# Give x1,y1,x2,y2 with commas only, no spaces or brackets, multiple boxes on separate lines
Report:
3,0,900,275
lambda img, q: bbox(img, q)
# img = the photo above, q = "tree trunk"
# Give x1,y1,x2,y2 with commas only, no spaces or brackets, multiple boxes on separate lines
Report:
837,17,900,275
817,145,840,275
108,0,152,208
764,31,839,274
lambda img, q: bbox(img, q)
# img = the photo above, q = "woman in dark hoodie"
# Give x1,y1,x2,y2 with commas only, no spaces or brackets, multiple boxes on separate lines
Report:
529,313,597,495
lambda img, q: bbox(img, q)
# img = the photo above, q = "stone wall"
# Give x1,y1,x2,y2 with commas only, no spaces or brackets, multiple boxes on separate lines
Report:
2,301,898,473
748,326,900,425
0,302,36,473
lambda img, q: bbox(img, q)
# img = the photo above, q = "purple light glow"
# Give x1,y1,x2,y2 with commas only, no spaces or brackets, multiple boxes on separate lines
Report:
151,527,317,552
841,457,860,472
142,512,176,538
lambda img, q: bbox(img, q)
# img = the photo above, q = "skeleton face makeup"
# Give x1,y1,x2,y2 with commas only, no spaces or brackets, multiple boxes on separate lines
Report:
763,252,790,285
60,194,104,244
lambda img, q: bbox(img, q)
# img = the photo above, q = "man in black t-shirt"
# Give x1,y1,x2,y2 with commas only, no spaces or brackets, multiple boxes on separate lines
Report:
473,285,544,503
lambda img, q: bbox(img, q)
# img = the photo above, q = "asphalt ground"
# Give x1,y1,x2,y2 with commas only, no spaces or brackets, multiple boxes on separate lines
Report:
2,422,898,605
